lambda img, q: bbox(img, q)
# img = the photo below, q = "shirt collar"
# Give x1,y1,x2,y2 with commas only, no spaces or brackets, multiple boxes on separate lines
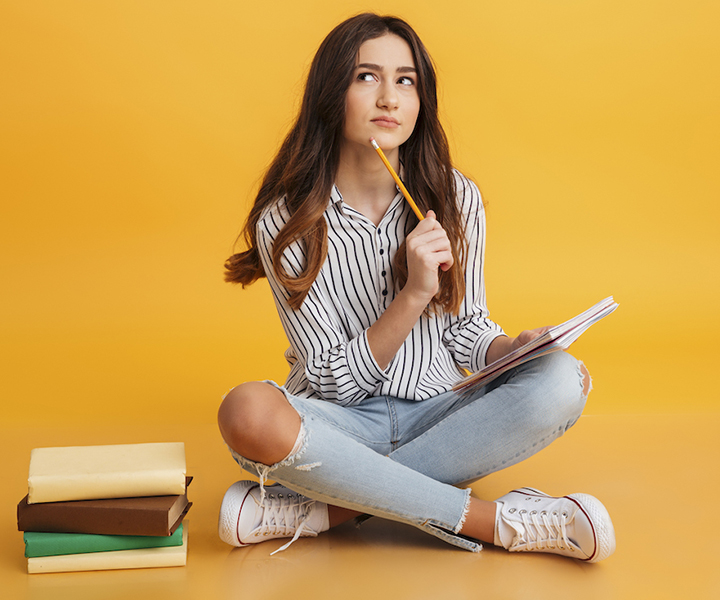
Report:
330,184,344,206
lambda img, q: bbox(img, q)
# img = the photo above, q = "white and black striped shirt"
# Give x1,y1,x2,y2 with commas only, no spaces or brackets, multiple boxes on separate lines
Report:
257,170,505,406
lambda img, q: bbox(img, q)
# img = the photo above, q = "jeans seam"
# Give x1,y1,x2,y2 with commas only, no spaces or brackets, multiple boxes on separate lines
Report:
387,397,400,452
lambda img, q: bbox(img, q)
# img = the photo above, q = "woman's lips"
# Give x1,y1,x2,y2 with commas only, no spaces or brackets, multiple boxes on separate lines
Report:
371,117,400,128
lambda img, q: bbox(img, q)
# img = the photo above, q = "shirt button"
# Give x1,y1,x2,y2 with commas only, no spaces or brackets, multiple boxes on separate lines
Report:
382,289,388,296
379,249,384,255
381,270,386,276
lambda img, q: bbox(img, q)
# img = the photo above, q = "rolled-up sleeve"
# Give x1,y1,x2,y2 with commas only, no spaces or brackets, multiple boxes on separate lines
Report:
442,174,505,371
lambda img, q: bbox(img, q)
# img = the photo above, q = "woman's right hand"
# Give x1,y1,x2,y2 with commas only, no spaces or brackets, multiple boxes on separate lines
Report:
403,210,453,304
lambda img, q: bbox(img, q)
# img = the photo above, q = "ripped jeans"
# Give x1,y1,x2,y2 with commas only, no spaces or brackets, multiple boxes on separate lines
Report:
228,351,589,552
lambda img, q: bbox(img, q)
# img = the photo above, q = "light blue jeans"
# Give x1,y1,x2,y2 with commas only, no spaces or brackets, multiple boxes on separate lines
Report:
229,352,589,552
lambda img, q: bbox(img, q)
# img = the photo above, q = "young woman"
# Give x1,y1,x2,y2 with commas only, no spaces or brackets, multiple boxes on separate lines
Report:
217,13,615,561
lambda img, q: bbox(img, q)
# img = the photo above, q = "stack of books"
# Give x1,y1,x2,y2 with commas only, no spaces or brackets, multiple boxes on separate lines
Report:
17,442,192,574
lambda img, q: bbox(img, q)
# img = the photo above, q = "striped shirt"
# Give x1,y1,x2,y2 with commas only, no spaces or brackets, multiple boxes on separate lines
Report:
256,170,505,406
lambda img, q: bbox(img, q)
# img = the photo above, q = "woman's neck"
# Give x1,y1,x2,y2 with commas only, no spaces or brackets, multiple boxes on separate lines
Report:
335,142,400,227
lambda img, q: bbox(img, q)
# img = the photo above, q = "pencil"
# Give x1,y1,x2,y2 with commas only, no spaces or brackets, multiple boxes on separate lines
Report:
369,138,424,221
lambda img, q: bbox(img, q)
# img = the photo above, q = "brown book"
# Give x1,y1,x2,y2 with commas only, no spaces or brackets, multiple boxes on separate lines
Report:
18,478,192,537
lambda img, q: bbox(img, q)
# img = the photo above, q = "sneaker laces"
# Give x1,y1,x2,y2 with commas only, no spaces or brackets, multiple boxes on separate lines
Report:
251,490,317,556
509,509,572,552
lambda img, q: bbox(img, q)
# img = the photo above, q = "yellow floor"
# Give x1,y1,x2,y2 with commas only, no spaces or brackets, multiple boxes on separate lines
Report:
2,413,719,600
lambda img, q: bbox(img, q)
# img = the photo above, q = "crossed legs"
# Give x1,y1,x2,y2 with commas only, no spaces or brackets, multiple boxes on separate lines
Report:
218,354,592,545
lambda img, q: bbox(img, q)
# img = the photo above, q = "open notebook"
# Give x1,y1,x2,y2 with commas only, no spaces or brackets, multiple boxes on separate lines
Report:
453,296,618,395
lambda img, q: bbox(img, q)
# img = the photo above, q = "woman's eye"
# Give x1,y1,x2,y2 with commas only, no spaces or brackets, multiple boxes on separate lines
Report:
397,76,415,86
357,72,376,82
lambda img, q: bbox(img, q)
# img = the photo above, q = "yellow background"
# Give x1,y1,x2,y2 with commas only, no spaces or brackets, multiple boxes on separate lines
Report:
2,0,719,428
2,4,720,598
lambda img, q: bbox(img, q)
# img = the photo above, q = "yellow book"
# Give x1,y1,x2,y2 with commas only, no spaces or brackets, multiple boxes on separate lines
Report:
27,521,188,573
28,443,186,504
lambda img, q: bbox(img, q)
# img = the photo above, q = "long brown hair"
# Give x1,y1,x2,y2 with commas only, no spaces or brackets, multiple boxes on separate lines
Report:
225,13,467,314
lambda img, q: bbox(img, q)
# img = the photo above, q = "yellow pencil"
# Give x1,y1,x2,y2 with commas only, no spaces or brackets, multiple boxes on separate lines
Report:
369,138,424,221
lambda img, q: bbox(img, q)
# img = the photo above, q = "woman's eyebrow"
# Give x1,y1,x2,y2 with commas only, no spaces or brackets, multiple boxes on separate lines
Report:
355,62,417,73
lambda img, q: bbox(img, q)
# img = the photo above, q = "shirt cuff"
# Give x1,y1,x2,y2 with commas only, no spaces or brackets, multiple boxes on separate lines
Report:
346,329,392,394
472,329,507,372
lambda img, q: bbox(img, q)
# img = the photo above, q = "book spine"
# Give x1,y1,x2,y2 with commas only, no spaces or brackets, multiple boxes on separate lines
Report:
18,503,170,537
28,469,186,504
24,525,184,558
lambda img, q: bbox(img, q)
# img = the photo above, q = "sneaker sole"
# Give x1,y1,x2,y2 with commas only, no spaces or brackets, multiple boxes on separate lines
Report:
218,481,260,547
514,487,616,562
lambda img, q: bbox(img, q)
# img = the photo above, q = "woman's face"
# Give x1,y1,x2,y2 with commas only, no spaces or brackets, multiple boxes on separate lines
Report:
343,33,420,154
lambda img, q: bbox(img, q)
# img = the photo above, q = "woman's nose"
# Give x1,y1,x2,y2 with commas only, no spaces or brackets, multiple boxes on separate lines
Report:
377,81,399,109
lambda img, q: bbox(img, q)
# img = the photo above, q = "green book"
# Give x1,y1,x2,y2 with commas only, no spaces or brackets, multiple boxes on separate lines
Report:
24,524,184,558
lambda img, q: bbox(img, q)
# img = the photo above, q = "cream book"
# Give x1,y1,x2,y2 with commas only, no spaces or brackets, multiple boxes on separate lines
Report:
27,521,188,573
28,442,186,504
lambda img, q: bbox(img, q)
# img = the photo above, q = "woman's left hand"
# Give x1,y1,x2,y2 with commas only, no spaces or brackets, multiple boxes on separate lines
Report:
486,325,553,365
509,326,552,352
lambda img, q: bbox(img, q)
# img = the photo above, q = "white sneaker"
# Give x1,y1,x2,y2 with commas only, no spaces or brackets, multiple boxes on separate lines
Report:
494,487,616,562
218,481,329,554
